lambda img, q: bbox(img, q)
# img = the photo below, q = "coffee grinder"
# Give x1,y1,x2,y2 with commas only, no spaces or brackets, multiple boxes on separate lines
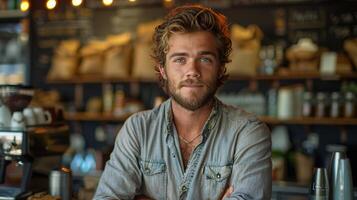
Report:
0,85,70,199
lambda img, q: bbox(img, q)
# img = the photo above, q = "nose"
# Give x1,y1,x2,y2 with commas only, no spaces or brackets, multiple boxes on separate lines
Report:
185,60,201,78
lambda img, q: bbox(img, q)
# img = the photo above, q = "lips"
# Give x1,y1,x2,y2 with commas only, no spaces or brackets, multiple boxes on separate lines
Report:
179,79,205,88
181,84,203,87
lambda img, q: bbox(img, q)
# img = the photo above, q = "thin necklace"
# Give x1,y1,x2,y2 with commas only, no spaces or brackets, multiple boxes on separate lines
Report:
179,134,202,144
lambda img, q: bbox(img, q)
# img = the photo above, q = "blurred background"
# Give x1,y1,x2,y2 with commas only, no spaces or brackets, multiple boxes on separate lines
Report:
1,0,357,199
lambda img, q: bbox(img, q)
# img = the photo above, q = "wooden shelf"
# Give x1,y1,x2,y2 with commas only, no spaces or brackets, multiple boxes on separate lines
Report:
64,112,357,125
259,116,357,126
47,75,156,84
47,72,357,84
0,10,28,19
64,112,132,122
229,72,357,81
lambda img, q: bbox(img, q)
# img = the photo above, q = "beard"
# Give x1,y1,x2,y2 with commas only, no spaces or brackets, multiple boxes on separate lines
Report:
166,77,218,111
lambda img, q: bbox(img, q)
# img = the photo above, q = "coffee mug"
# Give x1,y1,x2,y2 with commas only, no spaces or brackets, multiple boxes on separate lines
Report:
33,107,52,125
11,111,26,128
23,107,37,126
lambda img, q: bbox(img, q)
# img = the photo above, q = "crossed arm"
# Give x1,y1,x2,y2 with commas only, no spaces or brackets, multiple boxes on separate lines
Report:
93,117,271,200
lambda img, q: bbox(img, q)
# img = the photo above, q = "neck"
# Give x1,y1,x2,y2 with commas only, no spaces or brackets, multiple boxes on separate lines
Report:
171,98,214,138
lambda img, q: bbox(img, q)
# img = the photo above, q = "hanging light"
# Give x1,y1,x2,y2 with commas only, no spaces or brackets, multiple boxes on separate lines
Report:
20,0,30,12
128,0,136,2
72,0,83,7
102,0,113,6
163,0,174,8
46,0,57,10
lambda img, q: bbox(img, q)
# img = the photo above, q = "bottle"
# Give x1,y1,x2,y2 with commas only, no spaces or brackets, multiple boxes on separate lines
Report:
267,81,279,117
316,92,327,118
330,92,341,118
302,91,314,117
102,83,113,113
344,92,355,118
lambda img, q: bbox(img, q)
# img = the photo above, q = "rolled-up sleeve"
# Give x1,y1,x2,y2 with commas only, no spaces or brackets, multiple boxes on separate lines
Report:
227,119,272,200
93,115,142,200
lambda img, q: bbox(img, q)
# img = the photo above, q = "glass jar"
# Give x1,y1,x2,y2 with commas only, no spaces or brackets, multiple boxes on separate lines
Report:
330,92,341,118
344,92,355,118
316,92,327,118
302,91,314,117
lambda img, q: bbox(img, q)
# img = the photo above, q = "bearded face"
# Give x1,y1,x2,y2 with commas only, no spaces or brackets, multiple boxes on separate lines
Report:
160,31,222,111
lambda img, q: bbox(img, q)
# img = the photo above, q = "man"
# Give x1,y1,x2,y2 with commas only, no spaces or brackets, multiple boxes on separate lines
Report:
94,4,271,200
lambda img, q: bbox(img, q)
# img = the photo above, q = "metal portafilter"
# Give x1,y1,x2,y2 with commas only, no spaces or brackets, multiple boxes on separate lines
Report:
309,168,329,200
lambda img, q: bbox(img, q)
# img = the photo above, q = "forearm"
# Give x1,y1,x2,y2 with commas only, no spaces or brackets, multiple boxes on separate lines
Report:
94,116,142,199
228,120,272,199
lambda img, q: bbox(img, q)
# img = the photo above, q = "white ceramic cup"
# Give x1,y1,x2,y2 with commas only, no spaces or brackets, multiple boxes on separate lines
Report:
11,111,26,128
33,107,52,125
23,107,37,126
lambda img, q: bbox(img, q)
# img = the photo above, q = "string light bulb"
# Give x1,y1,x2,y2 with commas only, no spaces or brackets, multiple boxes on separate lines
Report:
163,0,174,8
46,0,57,10
20,0,30,12
72,0,83,7
102,0,113,6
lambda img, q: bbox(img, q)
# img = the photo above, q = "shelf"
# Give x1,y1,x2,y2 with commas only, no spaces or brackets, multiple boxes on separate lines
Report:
259,116,357,125
64,112,132,122
64,112,357,125
0,10,28,20
47,72,357,84
229,72,357,81
47,75,156,84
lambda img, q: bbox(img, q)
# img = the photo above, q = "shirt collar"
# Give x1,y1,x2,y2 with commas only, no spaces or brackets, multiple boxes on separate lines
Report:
164,97,220,138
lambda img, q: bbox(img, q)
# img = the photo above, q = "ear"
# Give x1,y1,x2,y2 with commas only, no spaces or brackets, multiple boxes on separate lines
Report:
218,65,226,78
159,65,167,80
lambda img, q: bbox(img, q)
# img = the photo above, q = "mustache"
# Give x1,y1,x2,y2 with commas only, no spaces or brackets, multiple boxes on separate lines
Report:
179,79,206,87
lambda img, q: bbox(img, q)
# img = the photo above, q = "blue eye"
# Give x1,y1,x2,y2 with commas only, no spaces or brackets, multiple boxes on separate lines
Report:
200,57,212,63
173,57,185,64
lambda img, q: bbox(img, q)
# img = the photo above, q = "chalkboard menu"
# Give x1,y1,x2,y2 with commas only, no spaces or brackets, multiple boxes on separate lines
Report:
286,3,357,49
287,7,326,43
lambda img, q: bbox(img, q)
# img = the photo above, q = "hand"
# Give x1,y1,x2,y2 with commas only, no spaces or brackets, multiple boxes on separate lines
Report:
221,186,234,200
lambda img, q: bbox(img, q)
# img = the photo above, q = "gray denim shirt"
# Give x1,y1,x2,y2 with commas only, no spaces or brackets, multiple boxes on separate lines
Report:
94,98,272,200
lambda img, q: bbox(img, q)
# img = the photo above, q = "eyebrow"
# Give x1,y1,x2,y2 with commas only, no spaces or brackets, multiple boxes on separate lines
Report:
168,51,217,59
199,51,218,58
168,53,188,59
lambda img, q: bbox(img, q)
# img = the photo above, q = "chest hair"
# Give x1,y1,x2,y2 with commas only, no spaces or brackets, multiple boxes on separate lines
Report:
179,139,201,169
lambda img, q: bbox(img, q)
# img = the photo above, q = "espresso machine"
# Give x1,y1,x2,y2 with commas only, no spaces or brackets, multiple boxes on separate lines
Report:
0,85,70,199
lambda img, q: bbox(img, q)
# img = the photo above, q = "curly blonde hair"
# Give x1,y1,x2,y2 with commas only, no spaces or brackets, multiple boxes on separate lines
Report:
152,4,231,90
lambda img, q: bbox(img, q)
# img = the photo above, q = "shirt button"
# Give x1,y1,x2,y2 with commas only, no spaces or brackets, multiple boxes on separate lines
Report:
216,173,221,179
182,186,187,191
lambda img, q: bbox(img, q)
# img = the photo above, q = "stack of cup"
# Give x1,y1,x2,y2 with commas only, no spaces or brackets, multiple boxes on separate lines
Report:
310,167,329,200
49,167,72,200
329,151,354,200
